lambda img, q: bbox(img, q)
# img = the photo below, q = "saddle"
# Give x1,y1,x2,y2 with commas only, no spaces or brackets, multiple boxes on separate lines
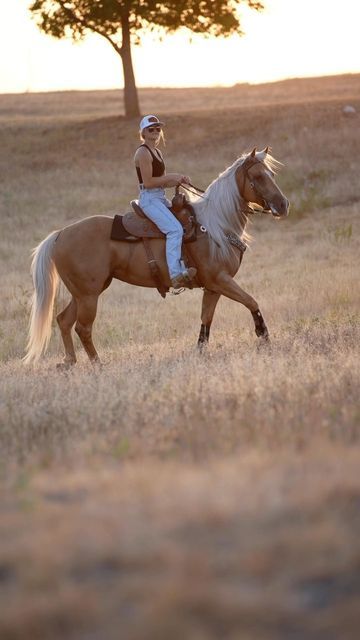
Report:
110,191,197,243
110,191,198,299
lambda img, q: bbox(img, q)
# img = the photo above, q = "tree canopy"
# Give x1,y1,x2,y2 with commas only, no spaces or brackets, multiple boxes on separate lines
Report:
29,1,265,117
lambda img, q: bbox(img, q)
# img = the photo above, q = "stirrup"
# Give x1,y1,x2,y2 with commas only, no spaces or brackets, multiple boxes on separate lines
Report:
170,287,186,295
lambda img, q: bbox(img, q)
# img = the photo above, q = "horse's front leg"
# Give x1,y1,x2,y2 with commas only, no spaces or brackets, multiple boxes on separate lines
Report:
214,273,269,341
198,289,221,350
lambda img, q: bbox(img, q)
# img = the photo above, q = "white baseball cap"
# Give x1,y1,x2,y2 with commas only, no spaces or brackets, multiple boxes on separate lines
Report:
139,114,164,131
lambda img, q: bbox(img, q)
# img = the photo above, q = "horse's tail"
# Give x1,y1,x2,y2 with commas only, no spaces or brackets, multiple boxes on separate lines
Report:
23,231,60,364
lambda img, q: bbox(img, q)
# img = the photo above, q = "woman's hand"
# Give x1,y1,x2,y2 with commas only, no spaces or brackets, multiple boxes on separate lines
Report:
172,173,191,185
163,173,192,188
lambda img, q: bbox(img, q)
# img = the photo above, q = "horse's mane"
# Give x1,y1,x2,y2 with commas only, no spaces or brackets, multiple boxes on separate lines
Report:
189,151,281,262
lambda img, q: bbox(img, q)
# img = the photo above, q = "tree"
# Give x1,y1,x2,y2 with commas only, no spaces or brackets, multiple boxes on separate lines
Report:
29,1,264,118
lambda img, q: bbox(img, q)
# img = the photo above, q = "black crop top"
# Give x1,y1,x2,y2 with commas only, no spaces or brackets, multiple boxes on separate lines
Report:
136,144,165,184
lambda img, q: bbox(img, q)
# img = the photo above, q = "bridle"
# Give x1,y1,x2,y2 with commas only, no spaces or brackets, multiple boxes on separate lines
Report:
237,159,273,214
180,160,273,214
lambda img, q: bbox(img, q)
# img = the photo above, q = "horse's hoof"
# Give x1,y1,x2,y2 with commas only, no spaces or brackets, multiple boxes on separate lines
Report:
91,360,104,372
197,340,209,355
56,361,75,372
257,334,272,352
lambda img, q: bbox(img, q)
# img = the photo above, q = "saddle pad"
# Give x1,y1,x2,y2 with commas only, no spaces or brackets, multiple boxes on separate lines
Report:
122,211,164,239
110,214,140,242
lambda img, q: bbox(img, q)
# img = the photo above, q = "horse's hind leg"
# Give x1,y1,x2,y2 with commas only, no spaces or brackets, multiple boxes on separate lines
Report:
75,295,101,364
56,297,77,368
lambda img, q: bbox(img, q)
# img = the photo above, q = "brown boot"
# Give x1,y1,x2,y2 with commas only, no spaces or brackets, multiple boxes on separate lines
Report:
171,267,197,289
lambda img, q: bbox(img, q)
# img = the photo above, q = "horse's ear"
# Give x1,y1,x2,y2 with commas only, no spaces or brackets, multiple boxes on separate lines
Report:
250,147,257,158
258,147,269,160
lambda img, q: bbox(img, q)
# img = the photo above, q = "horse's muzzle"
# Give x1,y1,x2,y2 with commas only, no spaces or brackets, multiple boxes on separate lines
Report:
270,196,290,218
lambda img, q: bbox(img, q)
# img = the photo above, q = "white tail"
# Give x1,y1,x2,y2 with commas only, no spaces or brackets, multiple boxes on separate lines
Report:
23,231,60,364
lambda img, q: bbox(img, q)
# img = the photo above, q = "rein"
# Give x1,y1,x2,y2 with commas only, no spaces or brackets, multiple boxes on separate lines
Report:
180,182,206,198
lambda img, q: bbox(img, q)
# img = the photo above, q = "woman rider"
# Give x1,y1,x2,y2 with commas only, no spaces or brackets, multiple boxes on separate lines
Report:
134,115,197,289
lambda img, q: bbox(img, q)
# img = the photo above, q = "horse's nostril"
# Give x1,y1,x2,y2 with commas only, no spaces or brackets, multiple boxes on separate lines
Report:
280,198,289,214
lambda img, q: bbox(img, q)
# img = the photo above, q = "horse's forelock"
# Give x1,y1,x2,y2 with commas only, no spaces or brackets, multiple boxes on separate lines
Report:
263,153,282,173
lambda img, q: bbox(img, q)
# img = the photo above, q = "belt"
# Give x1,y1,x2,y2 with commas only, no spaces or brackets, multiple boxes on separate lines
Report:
139,185,164,192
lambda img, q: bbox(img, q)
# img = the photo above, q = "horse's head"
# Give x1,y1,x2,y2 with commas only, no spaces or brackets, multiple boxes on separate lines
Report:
236,148,289,218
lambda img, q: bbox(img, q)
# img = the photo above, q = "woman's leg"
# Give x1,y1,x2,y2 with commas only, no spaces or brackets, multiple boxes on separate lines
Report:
139,192,184,278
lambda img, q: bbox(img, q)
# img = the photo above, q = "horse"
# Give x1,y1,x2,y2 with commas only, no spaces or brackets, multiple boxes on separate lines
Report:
24,147,289,367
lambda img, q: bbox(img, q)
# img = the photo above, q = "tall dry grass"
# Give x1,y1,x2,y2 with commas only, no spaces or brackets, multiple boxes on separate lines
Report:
0,76,359,639
1,201,359,466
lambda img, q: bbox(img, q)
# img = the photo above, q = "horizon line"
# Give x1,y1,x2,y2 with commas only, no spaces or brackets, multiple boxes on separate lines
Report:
0,72,358,97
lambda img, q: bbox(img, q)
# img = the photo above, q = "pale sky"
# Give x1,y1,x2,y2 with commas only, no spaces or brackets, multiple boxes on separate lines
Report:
0,0,359,93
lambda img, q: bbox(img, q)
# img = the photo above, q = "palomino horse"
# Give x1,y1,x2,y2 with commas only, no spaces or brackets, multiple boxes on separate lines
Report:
24,148,289,367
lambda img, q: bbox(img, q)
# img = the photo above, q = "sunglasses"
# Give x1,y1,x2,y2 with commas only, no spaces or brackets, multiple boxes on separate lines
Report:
147,126,161,133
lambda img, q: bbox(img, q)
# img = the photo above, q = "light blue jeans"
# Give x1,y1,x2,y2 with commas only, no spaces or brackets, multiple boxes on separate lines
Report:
139,187,184,279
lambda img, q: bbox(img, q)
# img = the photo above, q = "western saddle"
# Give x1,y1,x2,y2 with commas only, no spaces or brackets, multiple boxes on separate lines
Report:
110,189,198,297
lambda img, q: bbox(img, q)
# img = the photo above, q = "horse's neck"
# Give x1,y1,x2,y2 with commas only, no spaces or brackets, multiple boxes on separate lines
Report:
237,199,249,234
206,170,246,232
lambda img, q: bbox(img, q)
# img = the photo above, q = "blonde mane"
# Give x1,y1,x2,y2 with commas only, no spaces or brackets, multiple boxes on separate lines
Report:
189,151,281,261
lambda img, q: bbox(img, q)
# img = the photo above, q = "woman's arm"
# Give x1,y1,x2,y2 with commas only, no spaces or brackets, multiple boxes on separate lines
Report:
135,147,190,189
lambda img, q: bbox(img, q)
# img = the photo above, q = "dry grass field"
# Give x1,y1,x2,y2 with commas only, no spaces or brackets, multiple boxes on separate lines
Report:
0,74,360,639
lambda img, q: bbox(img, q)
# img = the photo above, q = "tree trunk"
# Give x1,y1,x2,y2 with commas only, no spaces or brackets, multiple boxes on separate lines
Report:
121,12,140,118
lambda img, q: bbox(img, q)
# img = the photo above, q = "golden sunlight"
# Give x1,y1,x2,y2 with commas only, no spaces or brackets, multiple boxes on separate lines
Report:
0,0,359,93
